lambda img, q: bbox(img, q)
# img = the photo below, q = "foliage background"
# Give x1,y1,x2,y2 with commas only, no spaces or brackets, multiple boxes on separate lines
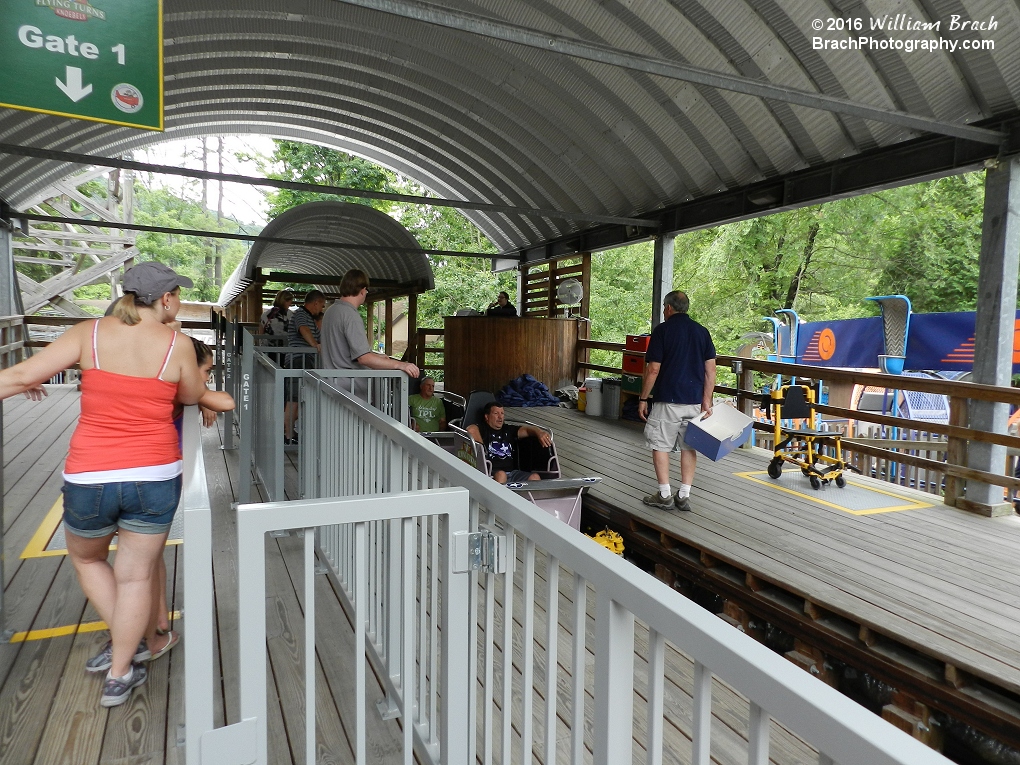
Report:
23,140,999,371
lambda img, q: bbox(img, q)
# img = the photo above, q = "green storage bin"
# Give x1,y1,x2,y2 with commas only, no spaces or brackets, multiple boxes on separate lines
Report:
622,373,642,394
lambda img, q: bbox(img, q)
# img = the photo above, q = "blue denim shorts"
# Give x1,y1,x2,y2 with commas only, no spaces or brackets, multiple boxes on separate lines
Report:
62,476,182,538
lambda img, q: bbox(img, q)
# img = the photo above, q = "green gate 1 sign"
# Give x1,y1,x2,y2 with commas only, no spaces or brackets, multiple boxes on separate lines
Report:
0,0,163,131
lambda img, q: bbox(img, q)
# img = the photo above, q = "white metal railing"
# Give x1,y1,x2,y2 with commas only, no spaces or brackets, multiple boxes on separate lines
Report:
180,406,217,763
184,383,470,765
237,327,408,503
298,371,953,765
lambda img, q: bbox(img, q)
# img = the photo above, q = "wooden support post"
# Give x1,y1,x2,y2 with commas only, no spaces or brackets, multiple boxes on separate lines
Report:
407,293,418,362
579,254,591,319
546,263,556,317
416,329,426,372
785,640,837,686
944,396,968,507
882,692,945,750
366,300,374,348
384,298,393,356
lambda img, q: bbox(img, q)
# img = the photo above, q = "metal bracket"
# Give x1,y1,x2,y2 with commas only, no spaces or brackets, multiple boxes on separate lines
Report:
452,527,511,574
376,695,401,720
200,717,258,764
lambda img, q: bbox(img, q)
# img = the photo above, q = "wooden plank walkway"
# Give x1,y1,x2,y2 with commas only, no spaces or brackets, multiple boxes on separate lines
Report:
7,390,1016,762
0,390,405,765
507,404,1020,743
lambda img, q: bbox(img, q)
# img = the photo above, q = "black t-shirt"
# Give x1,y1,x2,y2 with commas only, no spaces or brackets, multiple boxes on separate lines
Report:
478,421,519,472
486,304,518,317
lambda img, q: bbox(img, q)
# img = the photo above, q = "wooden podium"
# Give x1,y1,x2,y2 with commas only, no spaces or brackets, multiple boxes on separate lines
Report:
443,316,578,396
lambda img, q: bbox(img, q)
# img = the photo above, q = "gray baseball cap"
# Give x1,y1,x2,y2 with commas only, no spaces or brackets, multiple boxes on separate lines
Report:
122,262,193,305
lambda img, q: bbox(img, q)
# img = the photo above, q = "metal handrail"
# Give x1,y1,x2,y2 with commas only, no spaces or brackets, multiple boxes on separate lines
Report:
300,370,951,765
180,405,215,764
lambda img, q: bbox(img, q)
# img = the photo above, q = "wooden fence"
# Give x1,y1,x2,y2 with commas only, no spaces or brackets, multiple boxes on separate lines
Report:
577,339,1020,510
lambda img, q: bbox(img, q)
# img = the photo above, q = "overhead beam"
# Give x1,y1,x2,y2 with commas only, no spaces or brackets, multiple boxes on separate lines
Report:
338,0,1005,146
512,125,1016,262
9,212,513,261
0,143,656,229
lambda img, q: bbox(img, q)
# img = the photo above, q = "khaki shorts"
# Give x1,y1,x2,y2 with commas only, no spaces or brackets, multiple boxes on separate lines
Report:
644,402,702,452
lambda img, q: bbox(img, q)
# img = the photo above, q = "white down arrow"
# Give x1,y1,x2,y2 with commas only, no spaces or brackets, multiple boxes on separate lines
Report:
55,66,93,102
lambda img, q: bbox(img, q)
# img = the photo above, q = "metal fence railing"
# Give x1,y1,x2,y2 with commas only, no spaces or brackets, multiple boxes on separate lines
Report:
237,328,409,503
184,391,470,765
296,370,952,765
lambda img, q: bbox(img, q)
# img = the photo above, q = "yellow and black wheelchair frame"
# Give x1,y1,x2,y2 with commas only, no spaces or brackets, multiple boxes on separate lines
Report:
764,384,855,490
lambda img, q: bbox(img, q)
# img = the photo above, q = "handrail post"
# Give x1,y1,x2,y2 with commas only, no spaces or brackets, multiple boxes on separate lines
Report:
238,329,254,503
944,395,968,507
735,359,756,449
223,313,237,450
593,593,635,765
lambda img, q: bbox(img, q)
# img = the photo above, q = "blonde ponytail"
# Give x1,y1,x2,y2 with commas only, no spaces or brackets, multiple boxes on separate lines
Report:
111,294,143,325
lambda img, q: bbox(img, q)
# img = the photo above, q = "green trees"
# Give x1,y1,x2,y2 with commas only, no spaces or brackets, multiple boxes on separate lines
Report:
666,172,993,356
258,140,513,330
131,187,249,302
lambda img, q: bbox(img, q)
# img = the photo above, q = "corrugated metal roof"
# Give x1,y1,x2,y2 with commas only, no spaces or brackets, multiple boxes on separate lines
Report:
216,200,434,306
1,0,1017,255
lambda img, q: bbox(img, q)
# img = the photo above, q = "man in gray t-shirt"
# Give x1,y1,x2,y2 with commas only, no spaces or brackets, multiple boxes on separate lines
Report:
320,268,419,400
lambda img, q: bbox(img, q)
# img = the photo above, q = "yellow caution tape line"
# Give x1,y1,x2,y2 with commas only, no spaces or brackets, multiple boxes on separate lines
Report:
9,611,182,644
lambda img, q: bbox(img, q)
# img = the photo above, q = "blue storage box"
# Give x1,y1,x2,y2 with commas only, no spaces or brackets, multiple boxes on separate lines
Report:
683,404,753,461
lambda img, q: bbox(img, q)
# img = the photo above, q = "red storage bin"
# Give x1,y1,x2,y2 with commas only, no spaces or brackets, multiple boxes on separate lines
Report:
623,353,645,374
625,334,650,352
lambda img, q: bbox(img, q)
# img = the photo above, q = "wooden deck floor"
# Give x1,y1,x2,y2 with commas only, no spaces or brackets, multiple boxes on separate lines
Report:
508,404,1020,741
0,389,405,765
5,391,1018,763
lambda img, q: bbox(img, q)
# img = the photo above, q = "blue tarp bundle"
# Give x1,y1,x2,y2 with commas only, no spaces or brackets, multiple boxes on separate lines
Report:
497,374,561,407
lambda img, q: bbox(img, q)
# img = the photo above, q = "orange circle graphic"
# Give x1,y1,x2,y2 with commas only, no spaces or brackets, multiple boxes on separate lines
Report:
818,328,836,360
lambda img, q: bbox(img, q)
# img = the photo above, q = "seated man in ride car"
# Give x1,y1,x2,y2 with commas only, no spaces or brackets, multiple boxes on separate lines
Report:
409,376,446,433
466,401,552,484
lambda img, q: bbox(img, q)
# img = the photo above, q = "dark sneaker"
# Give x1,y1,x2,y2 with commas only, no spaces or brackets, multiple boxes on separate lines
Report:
99,662,147,707
642,492,674,510
86,639,151,674
674,494,692,512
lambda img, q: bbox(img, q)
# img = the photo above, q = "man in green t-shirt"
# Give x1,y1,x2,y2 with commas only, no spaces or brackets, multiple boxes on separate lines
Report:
409,377,446,433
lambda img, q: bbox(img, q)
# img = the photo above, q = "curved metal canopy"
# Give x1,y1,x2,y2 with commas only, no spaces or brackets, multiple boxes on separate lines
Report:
217,200,434,306
1,0,1018,255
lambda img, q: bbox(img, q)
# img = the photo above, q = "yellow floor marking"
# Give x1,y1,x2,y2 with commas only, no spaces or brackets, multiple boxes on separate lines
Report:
735,471,933,515
20,499,66,559
21,498,183,560
9,611,182,644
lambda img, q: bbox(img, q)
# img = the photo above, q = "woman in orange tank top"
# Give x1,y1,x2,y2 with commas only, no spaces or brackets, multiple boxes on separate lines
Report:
0,262,210,707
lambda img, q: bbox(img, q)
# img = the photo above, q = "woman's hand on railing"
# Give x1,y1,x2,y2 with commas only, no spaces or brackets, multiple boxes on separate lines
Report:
22,384,47,401
200,405,218,428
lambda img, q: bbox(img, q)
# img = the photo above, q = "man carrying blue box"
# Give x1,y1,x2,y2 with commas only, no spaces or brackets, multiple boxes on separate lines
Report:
637,291,716,513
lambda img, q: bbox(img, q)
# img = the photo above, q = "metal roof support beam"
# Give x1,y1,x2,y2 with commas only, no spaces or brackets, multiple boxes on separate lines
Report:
651,234,674,329
6,213,510,261
338,0,1006,146
963,156,1020,516
0,143,655,229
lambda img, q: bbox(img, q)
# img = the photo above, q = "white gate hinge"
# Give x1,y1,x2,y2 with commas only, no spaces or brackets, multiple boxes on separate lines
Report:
452,528,511,574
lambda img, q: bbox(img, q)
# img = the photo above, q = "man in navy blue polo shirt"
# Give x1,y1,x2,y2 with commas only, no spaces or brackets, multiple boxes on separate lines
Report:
637,290,716,512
